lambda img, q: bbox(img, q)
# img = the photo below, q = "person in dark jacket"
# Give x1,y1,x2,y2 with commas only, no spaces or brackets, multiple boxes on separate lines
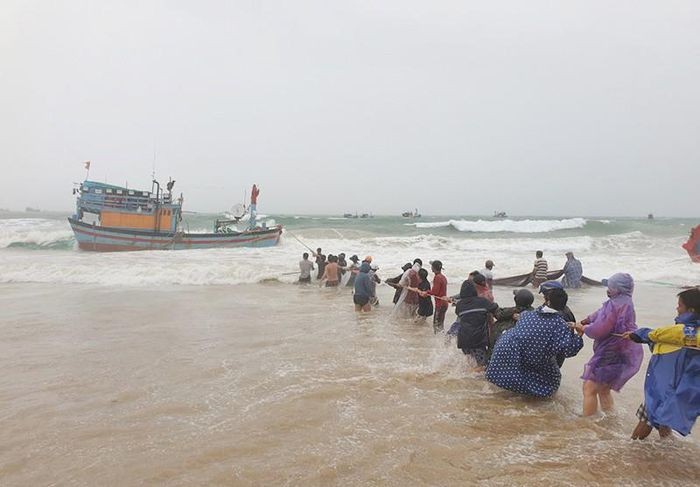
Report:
491,288,535,348
415,268,434,323
455,280,499,369
353,262,374,312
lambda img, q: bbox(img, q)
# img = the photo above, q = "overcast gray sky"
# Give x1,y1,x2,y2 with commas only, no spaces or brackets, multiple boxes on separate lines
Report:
1,1,698,216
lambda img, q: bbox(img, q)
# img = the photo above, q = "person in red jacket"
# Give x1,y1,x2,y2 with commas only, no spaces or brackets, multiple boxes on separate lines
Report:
421,260,448,333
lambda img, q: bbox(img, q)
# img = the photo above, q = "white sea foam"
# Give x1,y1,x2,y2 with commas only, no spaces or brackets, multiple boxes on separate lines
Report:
0,219,74,248
407,218,587,233
0,217,695,287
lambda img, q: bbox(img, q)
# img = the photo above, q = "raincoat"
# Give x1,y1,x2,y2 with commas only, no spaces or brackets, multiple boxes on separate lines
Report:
486,306,584,397
581,273,643,390
632,312,700,436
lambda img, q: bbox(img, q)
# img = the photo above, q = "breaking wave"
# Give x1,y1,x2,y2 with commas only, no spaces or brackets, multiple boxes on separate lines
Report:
0,219,75,249
407,218,587,233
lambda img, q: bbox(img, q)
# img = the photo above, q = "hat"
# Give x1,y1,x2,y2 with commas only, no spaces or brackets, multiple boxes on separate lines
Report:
349,255,359,262
513,288,535,307
430,260,443,271
538,280,564,293
364,255,373,263
565,251,574,256
338,253,345,257
401,262,412,271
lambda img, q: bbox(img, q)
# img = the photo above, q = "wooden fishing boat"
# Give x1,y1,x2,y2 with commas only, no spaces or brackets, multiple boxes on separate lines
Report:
68,180,282,252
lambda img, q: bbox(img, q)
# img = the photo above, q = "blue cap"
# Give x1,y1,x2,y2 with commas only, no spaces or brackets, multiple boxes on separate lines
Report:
539,280,563,293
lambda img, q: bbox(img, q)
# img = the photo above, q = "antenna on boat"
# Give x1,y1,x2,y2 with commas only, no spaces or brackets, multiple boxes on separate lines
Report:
152,140,157,180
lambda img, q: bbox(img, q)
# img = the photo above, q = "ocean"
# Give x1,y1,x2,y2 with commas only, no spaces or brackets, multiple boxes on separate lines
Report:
0,211,698,485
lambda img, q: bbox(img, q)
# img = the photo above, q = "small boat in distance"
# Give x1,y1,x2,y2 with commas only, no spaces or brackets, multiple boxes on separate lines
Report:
25,207,41,213
343,213,358,219
493,211,507,218
68,179,282,251
402,209,421,218
648,213,654,220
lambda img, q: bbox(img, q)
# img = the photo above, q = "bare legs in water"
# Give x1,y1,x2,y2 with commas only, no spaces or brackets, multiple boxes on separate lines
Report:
582,380,613,416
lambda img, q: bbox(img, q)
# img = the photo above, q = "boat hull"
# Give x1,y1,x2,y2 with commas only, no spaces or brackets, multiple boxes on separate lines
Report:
68,218,282,251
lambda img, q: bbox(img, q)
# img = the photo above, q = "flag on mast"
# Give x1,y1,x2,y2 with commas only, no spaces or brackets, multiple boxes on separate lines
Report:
84,161,91,170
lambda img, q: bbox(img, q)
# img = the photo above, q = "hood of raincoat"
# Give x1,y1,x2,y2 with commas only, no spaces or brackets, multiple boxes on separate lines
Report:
459,280,478,299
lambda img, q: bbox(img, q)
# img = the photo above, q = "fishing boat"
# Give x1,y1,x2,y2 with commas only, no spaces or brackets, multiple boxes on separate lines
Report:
402,208,421,218
493,211,507,218
68,179,282,251
682,225,700,263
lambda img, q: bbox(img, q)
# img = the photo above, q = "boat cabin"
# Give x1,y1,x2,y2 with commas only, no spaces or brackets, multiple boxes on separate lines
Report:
73,180,182,233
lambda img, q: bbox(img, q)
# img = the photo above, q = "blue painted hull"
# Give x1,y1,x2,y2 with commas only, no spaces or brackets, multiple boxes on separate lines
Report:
68,218,282,251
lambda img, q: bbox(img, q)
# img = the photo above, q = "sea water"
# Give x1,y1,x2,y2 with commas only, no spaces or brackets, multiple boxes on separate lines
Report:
0,212,698,485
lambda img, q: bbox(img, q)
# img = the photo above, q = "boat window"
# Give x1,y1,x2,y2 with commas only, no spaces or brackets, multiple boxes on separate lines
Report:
95,189,103,194
116,190,123,195
106,189,113,194
128,191,135,195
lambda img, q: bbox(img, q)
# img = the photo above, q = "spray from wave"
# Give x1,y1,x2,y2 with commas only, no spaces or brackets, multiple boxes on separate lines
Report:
0,219,75,249
407,218,587,233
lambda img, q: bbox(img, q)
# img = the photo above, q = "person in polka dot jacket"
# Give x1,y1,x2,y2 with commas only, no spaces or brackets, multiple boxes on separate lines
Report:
486,288,583,397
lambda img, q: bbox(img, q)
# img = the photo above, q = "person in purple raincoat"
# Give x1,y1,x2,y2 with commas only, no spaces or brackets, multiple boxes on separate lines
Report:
572,273,644,416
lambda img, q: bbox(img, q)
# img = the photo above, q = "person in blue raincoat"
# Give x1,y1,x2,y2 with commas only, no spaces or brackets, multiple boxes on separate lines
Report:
486,288,583,398
626,287,700,439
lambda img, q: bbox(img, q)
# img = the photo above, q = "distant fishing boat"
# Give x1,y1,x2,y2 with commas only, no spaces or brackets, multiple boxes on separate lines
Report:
493,211,507,218
682,225,700,263
343,213,358,219
68,179,282,252
25,207,41,213
402,208,421,218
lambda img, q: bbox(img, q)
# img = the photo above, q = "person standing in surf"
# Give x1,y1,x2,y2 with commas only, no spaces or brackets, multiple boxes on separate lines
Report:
392,259,422,318
625,287,700,439
312,248,326,280
562,251,583,288
415,268,434,324
572,273,643,417
486,288,583,397
481,260,495,289
353,262,374,312
320,255,340,287
298,252,314,284
420,260,448,333
531,250,548,288
454,280,499,370
345,255,360,287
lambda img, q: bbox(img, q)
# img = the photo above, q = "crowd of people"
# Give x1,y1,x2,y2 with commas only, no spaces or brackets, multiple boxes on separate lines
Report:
297,248,699,440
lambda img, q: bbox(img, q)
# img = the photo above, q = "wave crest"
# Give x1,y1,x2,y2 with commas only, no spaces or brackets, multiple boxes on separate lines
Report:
408,218,587,233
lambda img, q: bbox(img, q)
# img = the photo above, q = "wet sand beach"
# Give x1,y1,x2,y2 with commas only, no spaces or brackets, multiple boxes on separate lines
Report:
1,281,697,486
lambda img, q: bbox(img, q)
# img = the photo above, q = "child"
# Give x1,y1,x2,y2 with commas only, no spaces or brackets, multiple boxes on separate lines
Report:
573,273,643,416
626,287,700,439
415,268,434,324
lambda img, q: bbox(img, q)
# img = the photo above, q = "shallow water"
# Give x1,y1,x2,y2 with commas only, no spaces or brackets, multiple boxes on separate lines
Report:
0,281,697,486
